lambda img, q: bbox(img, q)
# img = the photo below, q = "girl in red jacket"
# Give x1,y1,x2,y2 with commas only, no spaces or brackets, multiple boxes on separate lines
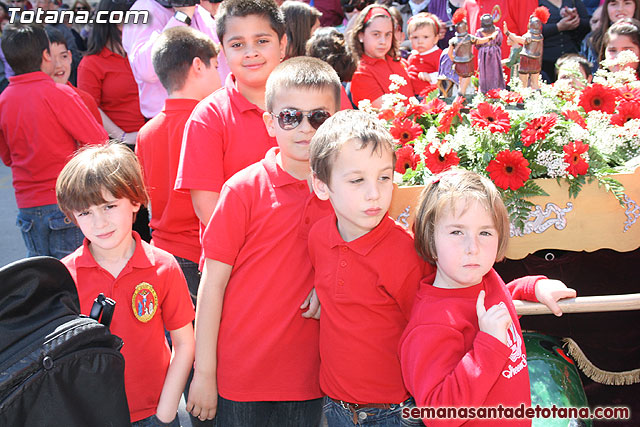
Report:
399,168,576,426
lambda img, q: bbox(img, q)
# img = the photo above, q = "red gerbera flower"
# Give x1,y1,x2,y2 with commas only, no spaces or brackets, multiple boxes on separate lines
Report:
615,85,640,103
521,114,557,146
485,89,501,99
562,109,587,129
578,83,618,114
437,96,464,133
395,145,420,173
419,83,439,98
501,91,524,104
423,144,460,174
390,117,422,145
401,103,430,121
611,100,640,126
486,150,531,191
424,98,447,115
378,109,395,121
563,140,590,177
470,102,511,133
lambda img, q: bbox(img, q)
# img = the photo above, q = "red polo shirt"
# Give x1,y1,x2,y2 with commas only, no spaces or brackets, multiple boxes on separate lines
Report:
62,232,195,422
0,72,108,208
175,73,277,195
136,98,201,263
202,147,333,401
308,214,431,404
68,82,103,125
78,47,145,131
351,54,416,106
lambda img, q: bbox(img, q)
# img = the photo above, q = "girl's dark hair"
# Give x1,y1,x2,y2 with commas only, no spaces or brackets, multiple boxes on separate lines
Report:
306,27,357,81
347,4,399,60
281,0,321,58
85,0,132,56
591,0,640,64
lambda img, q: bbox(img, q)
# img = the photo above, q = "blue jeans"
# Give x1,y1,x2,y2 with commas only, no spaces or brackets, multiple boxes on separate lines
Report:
323,397,423,426
174,255,201,306
16,204,84,259
131,414,180,427
217,395,323,427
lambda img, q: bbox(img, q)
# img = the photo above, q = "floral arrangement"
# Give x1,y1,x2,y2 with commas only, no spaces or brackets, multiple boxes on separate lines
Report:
358,59,640,230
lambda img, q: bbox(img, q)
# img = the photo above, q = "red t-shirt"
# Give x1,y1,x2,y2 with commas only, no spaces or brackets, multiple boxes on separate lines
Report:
407,47,442,95
77,47,146,131
68,82,103,125
0,72,108,208
399,270,543,426
308,214,429,404
202,147,333,401
464,0,536,60
136,98,201,263
62,232,195,422
175,74,277,195
350,54,415,106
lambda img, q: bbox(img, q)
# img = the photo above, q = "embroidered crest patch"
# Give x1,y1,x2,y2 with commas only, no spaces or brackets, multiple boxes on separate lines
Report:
132,282,158,323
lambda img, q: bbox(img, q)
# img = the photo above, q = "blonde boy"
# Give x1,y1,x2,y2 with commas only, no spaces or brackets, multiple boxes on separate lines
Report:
309,110,427,426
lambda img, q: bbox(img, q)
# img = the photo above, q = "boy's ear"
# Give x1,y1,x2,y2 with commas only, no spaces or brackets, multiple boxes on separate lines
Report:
263,111,277,137
311,173,330,201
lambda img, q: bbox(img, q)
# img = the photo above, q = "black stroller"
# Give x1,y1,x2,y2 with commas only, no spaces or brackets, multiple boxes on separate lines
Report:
0,256,131,426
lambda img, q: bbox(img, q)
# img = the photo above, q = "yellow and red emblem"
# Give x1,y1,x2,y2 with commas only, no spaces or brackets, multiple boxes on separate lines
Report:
131,282,158,323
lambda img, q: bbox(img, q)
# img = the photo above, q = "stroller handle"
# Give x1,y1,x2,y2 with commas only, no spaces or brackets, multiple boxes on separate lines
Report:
514,293,640,315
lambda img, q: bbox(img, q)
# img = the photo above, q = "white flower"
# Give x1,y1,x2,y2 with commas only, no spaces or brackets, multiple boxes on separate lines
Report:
388,74,407,92
357,99,373,114
536,150,568,178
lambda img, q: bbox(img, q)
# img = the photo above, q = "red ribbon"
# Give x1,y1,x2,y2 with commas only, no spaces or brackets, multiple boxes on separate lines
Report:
364,6,391,24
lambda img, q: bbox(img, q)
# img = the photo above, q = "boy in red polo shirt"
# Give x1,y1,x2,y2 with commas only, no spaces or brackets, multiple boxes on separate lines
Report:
0,23,107,259
309,109,427,426
44,27,103,125
175,0,286,229
57,144,195,426
136,26,220,302
186,57,341,426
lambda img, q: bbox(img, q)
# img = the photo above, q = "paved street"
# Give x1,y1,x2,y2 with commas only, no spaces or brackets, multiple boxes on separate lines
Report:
0,163,25,267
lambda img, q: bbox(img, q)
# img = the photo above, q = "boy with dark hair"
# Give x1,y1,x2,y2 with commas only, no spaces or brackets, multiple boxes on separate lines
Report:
0,23,107,259
136,26,220,305
175,0,287,231
44,26,102,124
186,56,341,426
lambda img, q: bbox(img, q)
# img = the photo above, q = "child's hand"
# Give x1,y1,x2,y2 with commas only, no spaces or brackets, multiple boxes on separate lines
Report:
476,290,512,345
186,371,218,421
418,72,432,82
301,288,321,319
534,279,577,317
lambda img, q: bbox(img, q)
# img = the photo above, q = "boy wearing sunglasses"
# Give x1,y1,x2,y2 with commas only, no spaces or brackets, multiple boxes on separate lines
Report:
186,56,341,425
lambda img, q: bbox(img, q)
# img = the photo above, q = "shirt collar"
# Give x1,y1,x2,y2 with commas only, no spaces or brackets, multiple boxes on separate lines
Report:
225,73,264,114
8,71,53,85
261,147,308,188
416,46,439,56
163,98,200,113
75,231,155,271
361,54,387,65
327,213,395,256
409,0,430,15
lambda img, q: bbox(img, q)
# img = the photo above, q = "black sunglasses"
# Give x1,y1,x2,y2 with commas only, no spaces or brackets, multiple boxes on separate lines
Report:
272,109,331,130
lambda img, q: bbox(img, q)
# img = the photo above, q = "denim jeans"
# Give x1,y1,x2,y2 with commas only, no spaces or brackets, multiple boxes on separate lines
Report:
16,204,84,259
131,413,180,427
174,255,201,306
216,395,323,427
323,397,423,427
